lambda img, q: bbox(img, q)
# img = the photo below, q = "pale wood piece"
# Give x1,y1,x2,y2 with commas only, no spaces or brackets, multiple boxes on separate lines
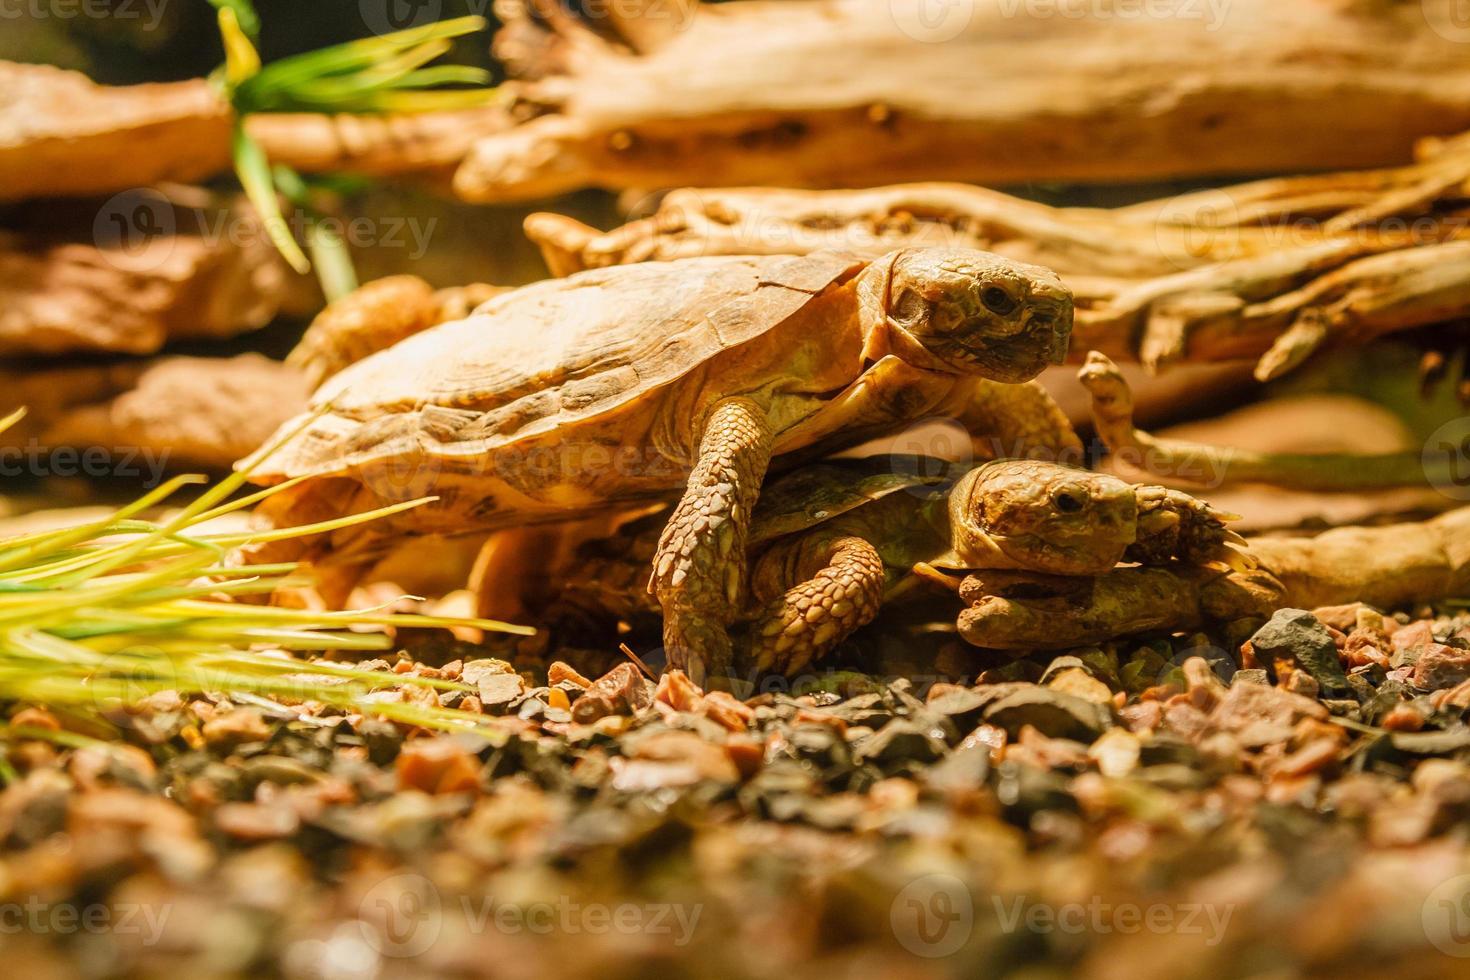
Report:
457,0,1470,201
1,354,310,471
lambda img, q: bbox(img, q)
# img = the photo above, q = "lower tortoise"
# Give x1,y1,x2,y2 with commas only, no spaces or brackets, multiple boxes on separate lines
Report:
481,457,1247,677
245,247,1075,682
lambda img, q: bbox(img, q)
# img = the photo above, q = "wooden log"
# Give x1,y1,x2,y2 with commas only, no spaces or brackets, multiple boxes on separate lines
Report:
0,189,300,358
0,354,309,472
0,62,232,202
525,136,1470,375
0,62,507,203
455,0,1470,201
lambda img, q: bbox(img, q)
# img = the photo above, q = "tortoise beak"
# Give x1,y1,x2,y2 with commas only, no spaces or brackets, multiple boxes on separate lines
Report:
1026,277,1074,365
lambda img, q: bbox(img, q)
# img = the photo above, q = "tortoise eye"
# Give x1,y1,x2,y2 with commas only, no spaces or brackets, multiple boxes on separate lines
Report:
1053,490,1084,513
981,286,1018,316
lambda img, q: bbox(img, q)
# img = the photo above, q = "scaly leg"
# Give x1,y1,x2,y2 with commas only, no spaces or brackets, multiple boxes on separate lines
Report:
952,378,1083,462
650,398,773,684
747,535,888,677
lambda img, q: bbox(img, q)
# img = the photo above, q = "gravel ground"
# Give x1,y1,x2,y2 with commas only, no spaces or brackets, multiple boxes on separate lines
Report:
5,604,1470,979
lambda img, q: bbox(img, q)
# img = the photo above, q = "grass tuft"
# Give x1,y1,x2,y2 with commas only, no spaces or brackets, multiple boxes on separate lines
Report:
0,409,531,741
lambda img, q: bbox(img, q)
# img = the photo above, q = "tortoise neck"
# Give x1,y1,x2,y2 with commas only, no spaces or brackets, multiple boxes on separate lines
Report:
856,269,960,374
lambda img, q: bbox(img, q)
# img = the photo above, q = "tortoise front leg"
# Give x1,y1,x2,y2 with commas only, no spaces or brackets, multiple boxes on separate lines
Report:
1127,485,1252,569
746,535,888,677
651,398,773,683
951,378,1082,462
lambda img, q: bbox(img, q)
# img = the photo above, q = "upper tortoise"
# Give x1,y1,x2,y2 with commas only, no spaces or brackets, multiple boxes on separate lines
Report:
245,247,1075,682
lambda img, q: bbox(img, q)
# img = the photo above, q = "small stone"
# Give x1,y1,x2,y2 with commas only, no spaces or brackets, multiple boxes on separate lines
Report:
654,669,703,711
461,658,516,686
1250,609,1349,696
1209,682,1327,748
476,672,527,710
1231,669,1270,687
1046,667,1114,705
629,730,739,783
1391,727,1470,755
395,737,482,795
548,661,594,689
924,743,990,792
202,708,273,749
1411,643,1470,691
215,802,299,841
855,719,946,766
1392,620,1435,654
1085,728,1140,778
571,663,653,723
982,687,1112,741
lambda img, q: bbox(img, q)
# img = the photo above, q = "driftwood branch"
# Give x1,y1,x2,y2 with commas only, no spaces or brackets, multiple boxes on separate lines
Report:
456,0,1470,201
526,134,1470,374
0,355,309,471
0,189,301,358
0,62,506,203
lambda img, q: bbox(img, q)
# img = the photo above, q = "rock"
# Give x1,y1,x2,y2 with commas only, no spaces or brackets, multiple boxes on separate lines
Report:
1311,602,1370,632
201,708,273,749
627,730,739,784
1045,667,1114,705
1390,728,1470,755
476,672,527,711
981,687,1112,741
1209,682,1327,748
548,661,594,688
461,658,516,684
571,663,653,723
1087,728,1142,777
1232,669,1270,687
1250,609,1350,696
1392,620,1435,654
924,743,990,792
395,737,482,795
1411,643,1470,691
214,802,300,841
855,719,946,766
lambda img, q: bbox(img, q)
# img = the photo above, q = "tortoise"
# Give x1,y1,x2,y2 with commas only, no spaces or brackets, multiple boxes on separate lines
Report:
480,457,1247,677
244,247,1076,682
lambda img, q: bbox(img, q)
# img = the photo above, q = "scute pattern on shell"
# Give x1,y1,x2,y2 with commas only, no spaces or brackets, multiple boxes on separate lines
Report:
251,252,865,483
747,457,957,549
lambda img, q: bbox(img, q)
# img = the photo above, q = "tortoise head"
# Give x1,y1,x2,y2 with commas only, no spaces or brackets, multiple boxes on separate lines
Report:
860,247,1072,382
945,460,1137,575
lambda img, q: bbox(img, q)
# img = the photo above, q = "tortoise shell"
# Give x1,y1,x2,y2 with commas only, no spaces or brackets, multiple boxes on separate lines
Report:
250,251,866,483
